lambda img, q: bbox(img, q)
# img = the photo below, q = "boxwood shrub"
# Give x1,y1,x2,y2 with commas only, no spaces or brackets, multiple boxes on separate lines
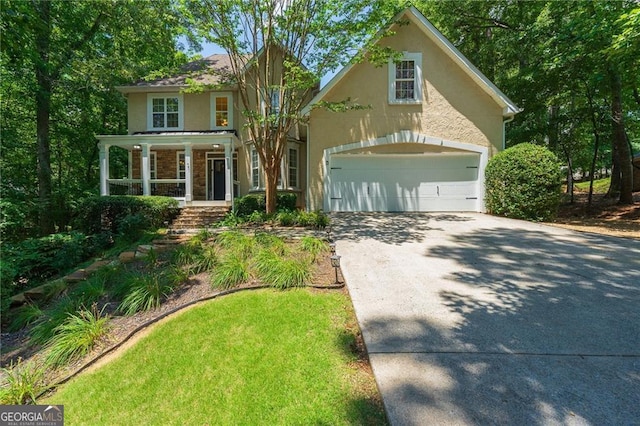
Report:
72,196,179,235
485,143,563,221
234,192,297,216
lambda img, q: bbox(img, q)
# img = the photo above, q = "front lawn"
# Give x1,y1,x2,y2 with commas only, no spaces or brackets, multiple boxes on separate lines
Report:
43,289,386,425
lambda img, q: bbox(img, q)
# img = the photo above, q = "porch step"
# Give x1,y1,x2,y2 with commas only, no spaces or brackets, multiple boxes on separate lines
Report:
169,206,231,230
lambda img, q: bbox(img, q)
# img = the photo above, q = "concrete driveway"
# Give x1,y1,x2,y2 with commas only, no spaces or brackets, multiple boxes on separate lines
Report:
332,213,640,426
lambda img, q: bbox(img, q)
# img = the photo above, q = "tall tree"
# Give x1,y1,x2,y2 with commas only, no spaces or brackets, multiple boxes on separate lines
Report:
1,0,189,237
182,0,395,213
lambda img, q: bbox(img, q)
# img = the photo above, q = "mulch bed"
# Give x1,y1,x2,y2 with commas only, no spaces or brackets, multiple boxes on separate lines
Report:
0,237,343,392
548,191,640,238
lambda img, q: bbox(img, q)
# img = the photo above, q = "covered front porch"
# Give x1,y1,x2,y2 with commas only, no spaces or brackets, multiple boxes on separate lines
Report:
97,132,240,207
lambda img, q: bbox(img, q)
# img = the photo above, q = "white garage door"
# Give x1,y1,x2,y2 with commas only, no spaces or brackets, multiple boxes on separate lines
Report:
329,153,481,212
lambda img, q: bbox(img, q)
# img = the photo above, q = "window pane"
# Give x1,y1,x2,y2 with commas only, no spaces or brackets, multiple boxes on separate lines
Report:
153,113,165,128
216,97,227,110
152,98,165,112
178,153,185,179
166,98,179,112
216,111,228,127
396,81,415,100
166,113,179,128
252,150,259,187
288,148,297,188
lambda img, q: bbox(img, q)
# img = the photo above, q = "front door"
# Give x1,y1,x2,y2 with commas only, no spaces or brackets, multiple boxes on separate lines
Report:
208,158,226,200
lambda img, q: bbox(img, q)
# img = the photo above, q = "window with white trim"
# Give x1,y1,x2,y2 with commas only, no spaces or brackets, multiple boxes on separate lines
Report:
149,152,157,180
177,152,185,179
211,92,233,129
288,146,298,189
251,148,260,189
147,94,183,130
388,52,422,104
251,144,300,190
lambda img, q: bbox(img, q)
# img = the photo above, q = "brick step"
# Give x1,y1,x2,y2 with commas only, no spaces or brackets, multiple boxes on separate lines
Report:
169,207,230,230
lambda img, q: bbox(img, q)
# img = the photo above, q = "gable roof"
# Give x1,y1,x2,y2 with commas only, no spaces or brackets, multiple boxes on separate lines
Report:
302,6,520,117
116,54,235,93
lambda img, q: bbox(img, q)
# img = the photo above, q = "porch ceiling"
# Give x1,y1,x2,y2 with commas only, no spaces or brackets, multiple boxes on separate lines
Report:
97,132,240,150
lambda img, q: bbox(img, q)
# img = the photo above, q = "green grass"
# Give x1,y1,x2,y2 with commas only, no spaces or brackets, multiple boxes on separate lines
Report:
44,290,387,425
574,177,611,193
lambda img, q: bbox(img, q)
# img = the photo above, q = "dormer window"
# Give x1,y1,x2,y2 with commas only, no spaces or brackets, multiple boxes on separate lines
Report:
211,92,233,130
147,94,183,130
388,52,422,104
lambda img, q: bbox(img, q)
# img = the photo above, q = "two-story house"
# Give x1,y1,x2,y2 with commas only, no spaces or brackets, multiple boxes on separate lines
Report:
97,6,519,213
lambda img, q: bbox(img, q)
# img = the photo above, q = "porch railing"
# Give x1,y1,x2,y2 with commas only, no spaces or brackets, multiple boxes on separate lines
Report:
107,179,186,198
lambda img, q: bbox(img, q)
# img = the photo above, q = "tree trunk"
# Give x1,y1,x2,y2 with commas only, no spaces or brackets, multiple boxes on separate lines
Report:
35,1,55,235
607,141,620,198
263,162,279,214
610,69,633,204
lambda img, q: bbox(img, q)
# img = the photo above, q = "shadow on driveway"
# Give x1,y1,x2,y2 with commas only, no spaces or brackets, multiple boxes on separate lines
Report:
336,214,640,425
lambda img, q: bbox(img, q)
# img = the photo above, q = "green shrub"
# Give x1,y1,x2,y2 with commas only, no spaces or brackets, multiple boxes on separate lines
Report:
297,210,330,228
485,143,563,222
117,213,151,243
44,305,109,368
275,210,296,226
1,232,105,297
0,359,45,404
233,192,297,216
234,194,262,217
72,196,179,235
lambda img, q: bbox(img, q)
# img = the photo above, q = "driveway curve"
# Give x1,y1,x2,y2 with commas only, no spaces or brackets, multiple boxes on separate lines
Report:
332,213,640,426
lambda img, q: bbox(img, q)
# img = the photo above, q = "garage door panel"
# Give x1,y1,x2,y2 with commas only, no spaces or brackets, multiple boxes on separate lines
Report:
330,153,481,212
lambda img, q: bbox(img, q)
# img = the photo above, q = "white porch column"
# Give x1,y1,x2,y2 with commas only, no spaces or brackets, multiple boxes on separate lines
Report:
141,143,151,196
224,143,232,201
184,143,193,202
99,143,110,196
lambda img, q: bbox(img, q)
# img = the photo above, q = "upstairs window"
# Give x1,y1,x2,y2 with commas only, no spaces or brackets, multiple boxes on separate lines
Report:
147,94,183,130
388,52,422,104
211,93,233,129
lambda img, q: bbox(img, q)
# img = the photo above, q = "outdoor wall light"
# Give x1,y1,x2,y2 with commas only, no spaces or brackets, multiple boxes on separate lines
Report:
133,144,141,149
330,255,341,284
212,144,221,148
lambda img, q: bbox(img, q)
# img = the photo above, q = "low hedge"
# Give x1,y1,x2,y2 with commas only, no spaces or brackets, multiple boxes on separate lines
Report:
72,196,180,235
234,192,297,216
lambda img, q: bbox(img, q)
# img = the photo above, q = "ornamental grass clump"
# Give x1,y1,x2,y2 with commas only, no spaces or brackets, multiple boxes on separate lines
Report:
300,236,327,263
8,303,43,332
0,358,46,404
254,249,311,289
210,253,250,289
44,304,109,368
118,272,175,315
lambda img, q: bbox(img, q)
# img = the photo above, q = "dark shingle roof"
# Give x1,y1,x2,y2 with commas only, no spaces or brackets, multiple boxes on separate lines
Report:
123,54,235,90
